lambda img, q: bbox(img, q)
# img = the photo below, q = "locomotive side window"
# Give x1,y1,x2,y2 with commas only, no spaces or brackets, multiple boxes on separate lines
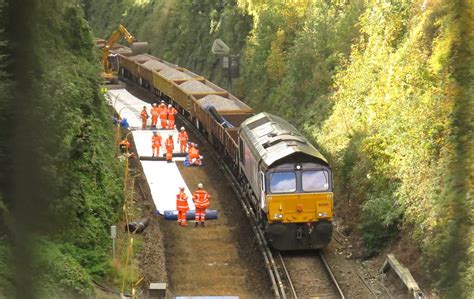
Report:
270,172,296,193
302,170,329,192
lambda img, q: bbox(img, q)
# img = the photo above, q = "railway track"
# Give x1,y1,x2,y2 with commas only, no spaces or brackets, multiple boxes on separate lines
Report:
172,96,345,299
122,81,346,298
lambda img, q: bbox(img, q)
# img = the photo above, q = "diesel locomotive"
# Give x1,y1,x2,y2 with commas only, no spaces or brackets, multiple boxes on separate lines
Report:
111,43,334,250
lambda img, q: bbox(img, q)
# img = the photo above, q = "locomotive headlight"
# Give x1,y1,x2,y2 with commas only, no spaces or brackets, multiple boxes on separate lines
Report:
274,214,284,219
318,212,328,218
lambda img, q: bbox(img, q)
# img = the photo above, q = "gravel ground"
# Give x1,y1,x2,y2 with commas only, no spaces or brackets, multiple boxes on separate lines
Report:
159,136,272,298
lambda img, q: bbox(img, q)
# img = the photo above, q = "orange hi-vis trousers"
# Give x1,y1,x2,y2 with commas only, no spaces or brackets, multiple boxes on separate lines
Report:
195,208,206,222
180,141,187,153
178,211,187,224
152,146,160,157
151,115,158,127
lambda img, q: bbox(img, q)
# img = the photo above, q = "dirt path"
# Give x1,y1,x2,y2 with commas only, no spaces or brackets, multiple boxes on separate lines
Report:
159,144,271,298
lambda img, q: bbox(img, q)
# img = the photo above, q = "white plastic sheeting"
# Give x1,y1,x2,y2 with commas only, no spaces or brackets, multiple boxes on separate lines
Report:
107,89,148,129
141,161,195,214
107,88,193,214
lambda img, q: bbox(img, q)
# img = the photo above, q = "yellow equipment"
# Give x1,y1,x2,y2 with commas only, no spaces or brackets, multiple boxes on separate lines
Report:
101,25,149,83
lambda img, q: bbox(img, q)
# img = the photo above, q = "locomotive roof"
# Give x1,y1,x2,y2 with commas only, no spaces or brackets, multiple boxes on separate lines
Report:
239,112,328,169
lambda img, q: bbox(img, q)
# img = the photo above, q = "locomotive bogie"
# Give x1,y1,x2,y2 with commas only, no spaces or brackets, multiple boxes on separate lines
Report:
267,220,333,251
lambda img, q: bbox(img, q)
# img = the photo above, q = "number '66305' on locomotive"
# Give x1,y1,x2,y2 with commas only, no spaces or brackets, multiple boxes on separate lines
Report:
238,113,333,251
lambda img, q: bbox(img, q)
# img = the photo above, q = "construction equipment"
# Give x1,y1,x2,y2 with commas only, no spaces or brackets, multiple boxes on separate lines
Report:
101,24,149,83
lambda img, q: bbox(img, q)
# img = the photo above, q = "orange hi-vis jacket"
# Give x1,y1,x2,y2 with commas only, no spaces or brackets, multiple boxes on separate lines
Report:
159,105,168,120
119,140,131,148
193,190,210,209
178,131,189,144
152,134,162,148
176,192,189,212
188,146,200,160
168,107,177,120
151,106,159,117
140,109,149,120
165,137,174,150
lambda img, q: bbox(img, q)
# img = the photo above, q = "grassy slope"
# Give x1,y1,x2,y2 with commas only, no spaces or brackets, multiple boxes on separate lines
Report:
0,0,123,297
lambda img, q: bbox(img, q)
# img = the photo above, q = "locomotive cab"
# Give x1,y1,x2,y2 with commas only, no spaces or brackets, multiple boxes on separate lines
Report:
239,112,334,251
264,160,333,250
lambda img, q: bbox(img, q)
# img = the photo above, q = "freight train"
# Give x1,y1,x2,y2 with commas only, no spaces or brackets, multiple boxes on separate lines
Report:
110,45,333,250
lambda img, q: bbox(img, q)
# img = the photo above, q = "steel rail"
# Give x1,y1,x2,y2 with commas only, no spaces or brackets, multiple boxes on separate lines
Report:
319,251,346,299
276,251,298,299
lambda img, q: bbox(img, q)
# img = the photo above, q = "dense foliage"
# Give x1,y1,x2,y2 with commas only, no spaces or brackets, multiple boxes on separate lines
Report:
84,0,473,296
0,0,122,297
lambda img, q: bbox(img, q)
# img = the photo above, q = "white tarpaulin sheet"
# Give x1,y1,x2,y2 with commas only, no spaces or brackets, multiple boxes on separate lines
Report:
107,89,145,129
107,88,193,214
141,161,195,214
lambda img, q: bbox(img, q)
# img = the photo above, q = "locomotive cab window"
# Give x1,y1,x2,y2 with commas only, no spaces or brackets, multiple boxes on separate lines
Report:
302,170,330,192
270,172,296,193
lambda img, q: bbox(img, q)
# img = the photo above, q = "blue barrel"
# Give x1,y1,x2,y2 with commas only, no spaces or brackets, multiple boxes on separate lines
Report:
162,210,218,220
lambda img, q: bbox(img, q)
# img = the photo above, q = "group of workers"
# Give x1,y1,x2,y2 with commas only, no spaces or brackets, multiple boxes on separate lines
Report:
176,183,210,227
140,101,177,130
150,127,202,165
116,97,210,227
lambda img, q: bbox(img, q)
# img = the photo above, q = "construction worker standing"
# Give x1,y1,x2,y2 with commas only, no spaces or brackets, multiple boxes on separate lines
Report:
178,127,189,153
176,187,189,226
167,104,177,129
159,101,168,129
151,131,162,157
140,106,149,129
165,134,174,162
193,183,210,227
150,103,159,128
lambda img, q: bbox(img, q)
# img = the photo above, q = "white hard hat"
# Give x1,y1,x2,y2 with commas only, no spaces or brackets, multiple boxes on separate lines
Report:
168,104,172,108
152,103,157,106
179,186,185,190
160,100,165,103
169,133,173,136
197,183,203,189
180,127,185,131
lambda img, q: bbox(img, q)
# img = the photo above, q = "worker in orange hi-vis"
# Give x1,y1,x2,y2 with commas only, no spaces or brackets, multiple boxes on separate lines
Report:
178,127,189,153
165,134,174,162
188,143,202,165
150,103,159,128
119,138,131,154
176,187,189,226
193,183,210,227
158,101,168,129
151,131,162,157
140,106,149,130
167,104,177,129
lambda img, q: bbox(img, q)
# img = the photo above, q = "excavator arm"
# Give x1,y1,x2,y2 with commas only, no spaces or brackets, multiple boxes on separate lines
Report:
101,25,136,74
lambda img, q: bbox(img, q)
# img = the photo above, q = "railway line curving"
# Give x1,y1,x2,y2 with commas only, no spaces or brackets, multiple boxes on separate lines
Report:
168,89,346,299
